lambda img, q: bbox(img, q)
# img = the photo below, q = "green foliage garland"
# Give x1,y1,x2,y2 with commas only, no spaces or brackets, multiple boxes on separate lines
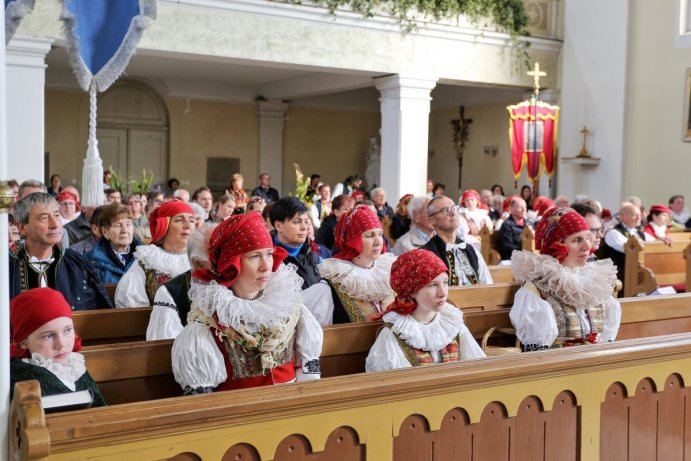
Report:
285,0,529,38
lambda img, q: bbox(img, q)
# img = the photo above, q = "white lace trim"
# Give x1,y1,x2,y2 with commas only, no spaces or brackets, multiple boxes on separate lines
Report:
134,244,190,279
188,264,303,333
382,304,464,351
23,352,86,392
650,222,667,239
318,252,395,302
673,209,690,225
511,251,616,308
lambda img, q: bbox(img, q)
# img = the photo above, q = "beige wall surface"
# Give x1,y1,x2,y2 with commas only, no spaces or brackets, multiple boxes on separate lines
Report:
624,0,691,205
282,107,380,196
428,102,526,202
44,90,88,185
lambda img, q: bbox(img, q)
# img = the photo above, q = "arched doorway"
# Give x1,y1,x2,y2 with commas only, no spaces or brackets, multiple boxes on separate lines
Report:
96,80,169,189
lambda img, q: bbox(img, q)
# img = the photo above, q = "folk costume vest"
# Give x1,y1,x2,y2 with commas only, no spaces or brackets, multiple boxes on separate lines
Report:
133,245,190,306
386,324,462,366
538,287,605,347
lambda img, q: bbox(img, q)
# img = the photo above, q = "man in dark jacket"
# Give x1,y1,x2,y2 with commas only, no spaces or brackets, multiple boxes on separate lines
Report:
499,197,530,261
270,197,322,289
251,173,280,204
10,193,112,310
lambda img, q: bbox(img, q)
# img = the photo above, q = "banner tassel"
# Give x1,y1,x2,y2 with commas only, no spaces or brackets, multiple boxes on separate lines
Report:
81,83,103,207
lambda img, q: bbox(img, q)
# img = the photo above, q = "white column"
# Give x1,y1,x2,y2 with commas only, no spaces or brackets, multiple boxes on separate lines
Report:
374,75,437,201
0,7,8,460
6,35,52,183
558,0,628,210
257,100,289,196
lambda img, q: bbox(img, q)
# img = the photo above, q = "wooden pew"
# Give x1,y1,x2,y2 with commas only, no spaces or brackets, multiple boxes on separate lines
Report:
447,282,519,312
479,224,536,266
623,234,691,297
12,332,691,461
103,283,117,303
77,292,691,406
488,265,513,283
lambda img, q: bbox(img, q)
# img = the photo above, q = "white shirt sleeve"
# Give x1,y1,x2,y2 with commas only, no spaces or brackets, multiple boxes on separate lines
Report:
309,205,322,229
171,321,227,391
459,324,486,359
302,281,335,326
146,286,184,340
509,284,558,347
472,245,494,284
365,327,412,372
642,232,655,242
296,304,324,367
331,183,344,199
603,229,629,253
114,262,150,308
599,296,621,342
393,235,412,256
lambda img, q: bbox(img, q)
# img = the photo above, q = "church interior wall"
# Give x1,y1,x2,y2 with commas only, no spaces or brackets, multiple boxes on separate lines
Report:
623,0,691,206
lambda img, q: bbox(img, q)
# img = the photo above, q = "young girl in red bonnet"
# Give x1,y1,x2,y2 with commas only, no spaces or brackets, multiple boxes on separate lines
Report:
510,207,621,351
10,288,106,406
365,249,485,372
172,212,323,394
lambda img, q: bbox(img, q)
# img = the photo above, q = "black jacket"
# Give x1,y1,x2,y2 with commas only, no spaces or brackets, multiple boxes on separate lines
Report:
315,214,337,250
278,240,322,290
499,216,525,260
251,186,280,204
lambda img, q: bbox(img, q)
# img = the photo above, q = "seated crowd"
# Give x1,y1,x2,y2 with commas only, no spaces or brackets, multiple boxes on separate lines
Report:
6,171,688,408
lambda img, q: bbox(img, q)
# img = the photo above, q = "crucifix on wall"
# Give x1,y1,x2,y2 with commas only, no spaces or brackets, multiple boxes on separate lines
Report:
451,106,472,189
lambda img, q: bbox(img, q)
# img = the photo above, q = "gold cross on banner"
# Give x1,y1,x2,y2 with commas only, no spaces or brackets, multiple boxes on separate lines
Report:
527,62,547,96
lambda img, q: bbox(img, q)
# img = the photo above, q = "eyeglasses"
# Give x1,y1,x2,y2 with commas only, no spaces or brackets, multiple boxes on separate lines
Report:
589,227,603,235
428,205,460,217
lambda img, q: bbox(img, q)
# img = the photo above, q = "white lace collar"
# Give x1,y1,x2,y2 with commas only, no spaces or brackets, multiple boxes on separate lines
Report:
318,252,395,302
382,304,464,351
134,244,190,278
23,352,86,391
189,264,303,333
649,222,667,238
673,208,690,225
511,251,616,308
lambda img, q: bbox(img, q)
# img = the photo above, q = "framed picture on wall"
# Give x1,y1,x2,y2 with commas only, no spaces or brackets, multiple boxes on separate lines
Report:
684,68,691,142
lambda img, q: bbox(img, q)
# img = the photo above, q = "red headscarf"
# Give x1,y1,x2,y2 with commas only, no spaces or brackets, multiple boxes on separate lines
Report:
334,205,383,261
502,194,520,213
533,196,555,217
10,288,82,359
193,211,287,287
535,206,590,262
461,189,480,206
379,249,449,317
56,191,81,211
649,204,671,215
149,199,195,245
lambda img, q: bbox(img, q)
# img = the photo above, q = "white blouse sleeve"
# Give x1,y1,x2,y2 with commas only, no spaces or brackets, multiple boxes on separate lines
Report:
296,304,324,367
146,286,184,340
599,296,621,342
459,324,486,360
509,284,558,347
302,281,335,326
171,322,227,392
365,327,412,372
114,262,150,308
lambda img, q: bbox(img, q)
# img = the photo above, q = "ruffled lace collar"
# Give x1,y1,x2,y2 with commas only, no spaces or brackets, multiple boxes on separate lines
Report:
382,304,464,351
318,252,395,302
511,251,616,308
23,352,86,391
134,244,190,278
189,264,303,333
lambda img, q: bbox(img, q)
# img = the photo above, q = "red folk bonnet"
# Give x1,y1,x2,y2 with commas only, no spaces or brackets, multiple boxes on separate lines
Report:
148,199,195,245
461,189,480,206
535,206,590,262
333,205,383,261
56,191,81,211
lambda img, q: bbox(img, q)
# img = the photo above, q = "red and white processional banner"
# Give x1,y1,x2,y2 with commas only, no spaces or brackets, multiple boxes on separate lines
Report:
507,98,560,183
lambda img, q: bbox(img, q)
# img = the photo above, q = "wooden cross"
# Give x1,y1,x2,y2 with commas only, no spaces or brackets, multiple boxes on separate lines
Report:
527,62,547,96
578,126,591,158
451,106,473,189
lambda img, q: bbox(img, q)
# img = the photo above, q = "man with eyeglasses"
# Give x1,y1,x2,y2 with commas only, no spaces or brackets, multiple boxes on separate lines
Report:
421,196,493,286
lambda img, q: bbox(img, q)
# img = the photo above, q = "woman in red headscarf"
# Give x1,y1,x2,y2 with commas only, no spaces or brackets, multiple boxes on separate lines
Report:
10,288,106,406
365,250,485,372
115,199,196,307
171,212,323,394
303,205,396,325
458,189,492,235
509,207,621,351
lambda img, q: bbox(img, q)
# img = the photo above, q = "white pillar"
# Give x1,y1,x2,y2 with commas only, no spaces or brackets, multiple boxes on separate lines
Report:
6,35,52,183
1,7,9,460
257,100,289,196
558,0,628,210
374,75,437,201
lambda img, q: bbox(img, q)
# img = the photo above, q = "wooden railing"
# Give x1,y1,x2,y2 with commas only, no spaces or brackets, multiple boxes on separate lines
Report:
11,333,691,461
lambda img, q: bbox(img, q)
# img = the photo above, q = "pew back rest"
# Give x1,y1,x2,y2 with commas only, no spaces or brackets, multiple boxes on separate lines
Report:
74,307,151,345
624,235,691,296
488,266,514,283
447,282,519,312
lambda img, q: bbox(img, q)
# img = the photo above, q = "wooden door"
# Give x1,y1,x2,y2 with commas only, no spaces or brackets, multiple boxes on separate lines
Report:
127,129,168,186
97,128,128,176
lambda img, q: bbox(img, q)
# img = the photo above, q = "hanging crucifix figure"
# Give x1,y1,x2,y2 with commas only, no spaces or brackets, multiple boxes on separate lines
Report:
451,106,472,189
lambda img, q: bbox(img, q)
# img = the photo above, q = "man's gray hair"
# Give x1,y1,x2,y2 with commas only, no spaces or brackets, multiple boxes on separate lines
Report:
188,223,218,267
188,202,206,218
13,192,57,224
371,187,385,197
18,179,47,198
408,196,429,220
